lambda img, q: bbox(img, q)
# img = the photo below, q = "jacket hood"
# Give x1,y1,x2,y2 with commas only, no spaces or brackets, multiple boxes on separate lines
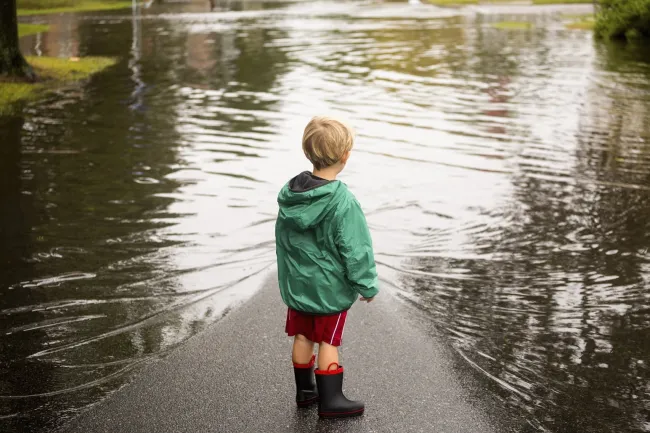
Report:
277,172,345,231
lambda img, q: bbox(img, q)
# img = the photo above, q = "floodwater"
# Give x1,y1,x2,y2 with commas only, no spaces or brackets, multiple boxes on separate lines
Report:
2,1,650,431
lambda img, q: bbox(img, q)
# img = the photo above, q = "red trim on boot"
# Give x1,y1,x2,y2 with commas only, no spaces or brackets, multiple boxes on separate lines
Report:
293,354,316,369
315,362,344,375
296,396,319,407
319,407,365,417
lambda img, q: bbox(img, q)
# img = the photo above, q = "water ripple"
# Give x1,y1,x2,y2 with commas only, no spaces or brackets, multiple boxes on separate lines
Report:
3,1,650,432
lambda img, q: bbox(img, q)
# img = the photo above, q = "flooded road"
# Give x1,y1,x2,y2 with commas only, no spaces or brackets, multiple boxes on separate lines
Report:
2,1,650,431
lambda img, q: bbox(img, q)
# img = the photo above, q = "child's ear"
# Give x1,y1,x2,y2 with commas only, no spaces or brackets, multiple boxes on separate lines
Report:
341,151,351,165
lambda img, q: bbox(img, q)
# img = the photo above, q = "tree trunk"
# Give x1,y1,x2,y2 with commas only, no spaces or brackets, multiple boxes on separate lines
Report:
0,0,36,80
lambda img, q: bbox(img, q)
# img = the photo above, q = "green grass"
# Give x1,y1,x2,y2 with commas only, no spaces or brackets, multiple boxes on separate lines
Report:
18,24,50,37
27,56,118,80
532,0,592,3
561,13,595,30
18,0,77,8
566,20,595,30
0,56,118,114
561,13,595,20
18,1,131,16
0,83,44,114
491,21,534,30
566,16,595,30
426,0,478,6
428,0,591,5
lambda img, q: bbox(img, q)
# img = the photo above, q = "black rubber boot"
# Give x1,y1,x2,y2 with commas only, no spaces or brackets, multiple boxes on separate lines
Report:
294,355,318,407
315,364,364,418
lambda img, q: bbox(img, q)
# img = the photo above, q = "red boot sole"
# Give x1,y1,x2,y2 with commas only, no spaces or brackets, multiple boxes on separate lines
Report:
296,397,319,408
318,408,364,418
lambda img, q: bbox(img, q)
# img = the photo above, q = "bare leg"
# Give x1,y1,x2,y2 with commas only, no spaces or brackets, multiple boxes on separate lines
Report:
318,342,339,371
292,334,315,365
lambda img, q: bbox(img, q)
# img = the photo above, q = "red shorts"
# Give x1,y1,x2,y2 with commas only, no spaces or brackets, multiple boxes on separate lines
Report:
285,308,348,347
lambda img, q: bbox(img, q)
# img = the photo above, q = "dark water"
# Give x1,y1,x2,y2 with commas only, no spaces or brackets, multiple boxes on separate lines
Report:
2,1,650,431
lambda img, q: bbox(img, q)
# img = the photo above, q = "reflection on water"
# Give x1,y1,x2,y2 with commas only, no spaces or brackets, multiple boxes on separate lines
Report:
2,1,650,431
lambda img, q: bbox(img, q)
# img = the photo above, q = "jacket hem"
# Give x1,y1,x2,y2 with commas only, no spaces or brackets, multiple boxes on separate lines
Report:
285,306,351,316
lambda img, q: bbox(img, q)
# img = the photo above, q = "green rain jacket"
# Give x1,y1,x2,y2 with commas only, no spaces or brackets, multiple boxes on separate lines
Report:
276,172,379,315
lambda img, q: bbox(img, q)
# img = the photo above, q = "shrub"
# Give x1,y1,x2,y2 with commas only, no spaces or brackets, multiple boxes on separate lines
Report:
17,0,79,8
595,0,650,40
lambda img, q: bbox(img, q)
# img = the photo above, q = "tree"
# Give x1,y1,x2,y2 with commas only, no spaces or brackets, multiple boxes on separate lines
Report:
0,0,35,80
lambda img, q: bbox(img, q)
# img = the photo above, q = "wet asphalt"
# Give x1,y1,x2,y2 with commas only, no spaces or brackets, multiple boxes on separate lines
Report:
64,273,524,433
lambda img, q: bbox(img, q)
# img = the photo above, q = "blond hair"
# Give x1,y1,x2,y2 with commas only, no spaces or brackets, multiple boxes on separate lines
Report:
302,116,354,170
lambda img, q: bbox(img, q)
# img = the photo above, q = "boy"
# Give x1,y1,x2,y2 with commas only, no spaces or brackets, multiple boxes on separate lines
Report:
275,116,379,418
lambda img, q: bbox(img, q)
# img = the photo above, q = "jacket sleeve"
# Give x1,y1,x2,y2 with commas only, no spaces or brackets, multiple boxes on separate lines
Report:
335,198,379,299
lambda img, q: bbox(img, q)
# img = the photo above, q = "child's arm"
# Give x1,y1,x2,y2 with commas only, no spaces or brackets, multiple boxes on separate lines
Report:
335,199,379,300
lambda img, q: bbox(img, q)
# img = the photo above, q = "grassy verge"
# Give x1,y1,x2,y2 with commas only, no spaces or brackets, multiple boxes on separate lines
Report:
565,15,595,30
428,0,592,5
532,0,592,3
0,85,40,114
18,24,51,37
18,1,131,16
566,20,594,30
0,56,117,114
561,13,595,30
28,56,117,80
561,13,594,19
427,0,478,6
491,21,534,30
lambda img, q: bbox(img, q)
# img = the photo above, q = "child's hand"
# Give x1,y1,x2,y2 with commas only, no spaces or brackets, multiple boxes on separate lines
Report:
360,297,375,303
